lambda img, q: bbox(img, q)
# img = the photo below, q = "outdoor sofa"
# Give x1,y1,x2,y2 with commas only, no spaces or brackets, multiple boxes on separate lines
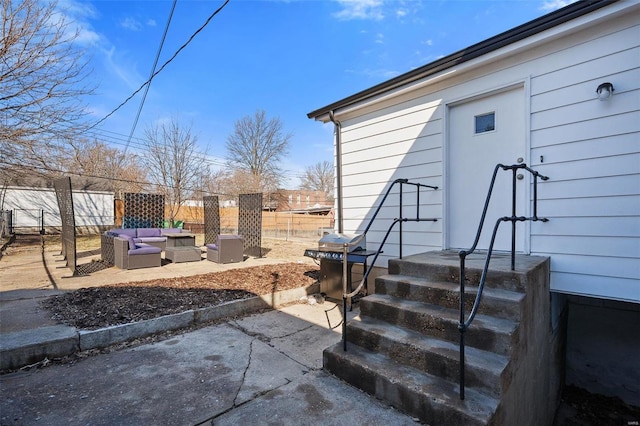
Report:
109,227,183,250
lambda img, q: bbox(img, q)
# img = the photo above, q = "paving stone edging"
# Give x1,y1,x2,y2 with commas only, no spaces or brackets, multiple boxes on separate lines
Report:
1,283,319,371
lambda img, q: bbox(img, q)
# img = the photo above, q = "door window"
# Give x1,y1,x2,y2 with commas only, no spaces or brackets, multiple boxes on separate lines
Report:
474,112,495,134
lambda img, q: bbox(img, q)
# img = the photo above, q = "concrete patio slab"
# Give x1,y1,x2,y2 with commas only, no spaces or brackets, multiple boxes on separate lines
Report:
0,303,416,426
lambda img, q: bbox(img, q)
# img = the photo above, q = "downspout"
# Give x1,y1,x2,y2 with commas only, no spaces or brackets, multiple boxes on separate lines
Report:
329,110,343,234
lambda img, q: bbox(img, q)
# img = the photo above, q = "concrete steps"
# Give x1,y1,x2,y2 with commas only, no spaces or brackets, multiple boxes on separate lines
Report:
375,274,525,322
324,342,499,426
388,251,530,292
360,294,519,356
345,316,510,398
323,250,554,425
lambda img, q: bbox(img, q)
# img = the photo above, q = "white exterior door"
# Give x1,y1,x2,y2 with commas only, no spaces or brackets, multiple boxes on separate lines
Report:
447,87,527,252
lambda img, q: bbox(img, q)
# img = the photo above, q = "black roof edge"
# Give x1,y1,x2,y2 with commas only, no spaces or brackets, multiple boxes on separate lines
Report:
307,0,616,120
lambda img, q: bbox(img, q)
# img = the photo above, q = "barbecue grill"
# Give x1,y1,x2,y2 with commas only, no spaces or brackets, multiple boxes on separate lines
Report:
304,233,377,300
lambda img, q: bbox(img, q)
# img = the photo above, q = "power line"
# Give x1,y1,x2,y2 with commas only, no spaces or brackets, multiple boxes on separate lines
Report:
85,130,309,179
124,0,178,156
0,158,234,197
82,128,228,168
0,158,312,197
89,0,231,130
6,120,311,180
2,157,311,197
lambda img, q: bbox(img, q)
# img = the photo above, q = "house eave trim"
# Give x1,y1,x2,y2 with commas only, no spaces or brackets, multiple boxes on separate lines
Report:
307,0,616,121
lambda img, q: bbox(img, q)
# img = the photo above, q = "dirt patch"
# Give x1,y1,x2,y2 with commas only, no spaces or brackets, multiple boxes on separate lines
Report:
553,385,640,425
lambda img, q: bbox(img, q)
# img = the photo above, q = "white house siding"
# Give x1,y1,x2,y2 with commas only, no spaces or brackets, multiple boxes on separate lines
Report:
339,98,444,266
528,11,639,303
335,4,639,302
2,187,114,229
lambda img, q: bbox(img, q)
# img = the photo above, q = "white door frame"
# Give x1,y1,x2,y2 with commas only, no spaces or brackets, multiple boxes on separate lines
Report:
443,79,532,253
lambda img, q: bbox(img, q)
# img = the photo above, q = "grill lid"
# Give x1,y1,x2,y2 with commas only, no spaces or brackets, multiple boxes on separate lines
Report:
318,233,366,252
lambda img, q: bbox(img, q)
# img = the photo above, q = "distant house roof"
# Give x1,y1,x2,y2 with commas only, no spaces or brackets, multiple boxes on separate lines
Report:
307,0,614,120
3,175,114,192
289,206,332,215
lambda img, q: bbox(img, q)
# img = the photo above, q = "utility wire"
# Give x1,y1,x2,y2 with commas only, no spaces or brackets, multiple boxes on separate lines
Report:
89,0,231,131
85,128,307,178
0,158,234,197
82,127,228,166
124,0,178,156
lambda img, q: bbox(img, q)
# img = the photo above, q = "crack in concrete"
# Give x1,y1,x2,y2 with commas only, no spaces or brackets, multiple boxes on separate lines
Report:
270,323,315,340
227,320,264,340
196,338,259,425
199,346,293,426
227,320,321,371
229,319,315,341
233,338,254,407
203,383,293,425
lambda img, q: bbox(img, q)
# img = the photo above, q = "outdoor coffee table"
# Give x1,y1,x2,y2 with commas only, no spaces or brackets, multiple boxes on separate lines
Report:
166,233,196,247
165,246,202,263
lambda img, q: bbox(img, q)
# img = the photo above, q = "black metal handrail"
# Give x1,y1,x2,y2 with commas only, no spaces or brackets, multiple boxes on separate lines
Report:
342,178,438,351
457,163,549,400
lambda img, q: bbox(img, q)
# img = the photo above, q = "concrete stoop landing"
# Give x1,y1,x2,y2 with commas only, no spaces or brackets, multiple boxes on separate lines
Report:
324,250,561,426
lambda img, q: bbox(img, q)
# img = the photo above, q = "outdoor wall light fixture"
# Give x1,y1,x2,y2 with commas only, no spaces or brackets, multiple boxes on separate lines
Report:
596,82,614,101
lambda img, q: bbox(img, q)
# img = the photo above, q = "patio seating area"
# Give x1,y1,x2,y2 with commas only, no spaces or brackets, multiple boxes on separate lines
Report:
0,233,318,294
103,227,246,270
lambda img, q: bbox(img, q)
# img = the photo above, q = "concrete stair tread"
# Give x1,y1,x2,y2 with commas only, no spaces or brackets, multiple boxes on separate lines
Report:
396,251,547,273
387,251,549,292
324,342,498,425
350,315,509,374
364,293,518,335
377,274,526,301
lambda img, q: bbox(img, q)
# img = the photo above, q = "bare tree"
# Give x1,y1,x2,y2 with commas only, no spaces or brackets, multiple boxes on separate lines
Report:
300,160,334,201
206,168,260,200
0,0,94,182
142,120,207,224
200,168,229,197
66,139,147,196
226,110,291,192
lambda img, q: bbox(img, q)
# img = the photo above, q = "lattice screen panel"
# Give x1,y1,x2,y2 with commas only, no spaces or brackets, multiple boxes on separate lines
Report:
238,193,262,258
53,182,67,259
123,193,165,229
203,196,220,245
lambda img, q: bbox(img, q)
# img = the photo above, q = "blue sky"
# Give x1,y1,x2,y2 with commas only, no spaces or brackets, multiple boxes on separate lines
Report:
66,0,575,188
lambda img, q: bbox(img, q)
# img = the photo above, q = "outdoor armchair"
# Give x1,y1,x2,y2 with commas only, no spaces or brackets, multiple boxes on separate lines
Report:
206,234,244,264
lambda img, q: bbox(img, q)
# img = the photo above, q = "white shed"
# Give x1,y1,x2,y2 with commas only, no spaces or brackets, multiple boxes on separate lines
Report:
1,185,114,232
309,0,639,408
